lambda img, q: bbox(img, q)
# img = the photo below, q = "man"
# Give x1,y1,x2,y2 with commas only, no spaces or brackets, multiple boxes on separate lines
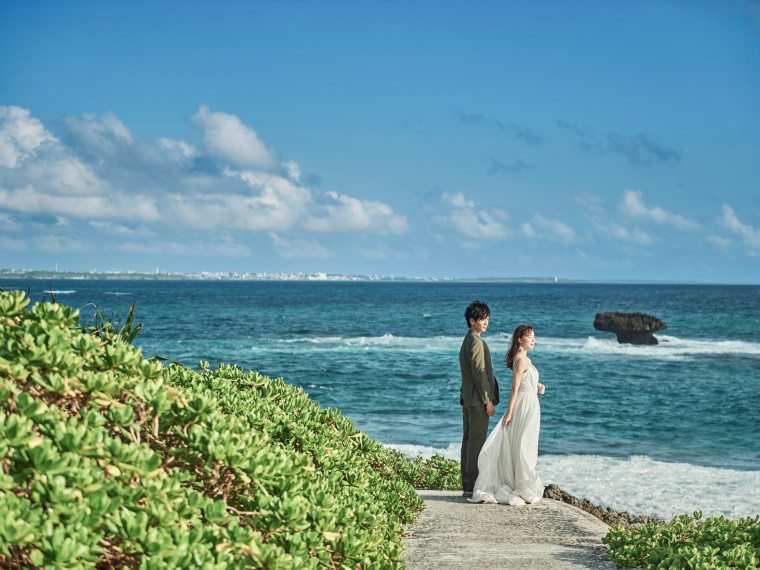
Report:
459,300,498,497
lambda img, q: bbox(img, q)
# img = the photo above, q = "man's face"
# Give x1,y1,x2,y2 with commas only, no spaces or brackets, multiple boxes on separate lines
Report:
470,316,489,334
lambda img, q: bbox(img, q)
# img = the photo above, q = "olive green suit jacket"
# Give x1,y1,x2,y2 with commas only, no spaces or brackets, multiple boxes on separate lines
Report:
459,330,498,406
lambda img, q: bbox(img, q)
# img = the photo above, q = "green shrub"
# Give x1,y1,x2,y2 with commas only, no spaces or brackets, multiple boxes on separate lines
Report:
381,452,461,491
604,511,760,569
0,289,441,568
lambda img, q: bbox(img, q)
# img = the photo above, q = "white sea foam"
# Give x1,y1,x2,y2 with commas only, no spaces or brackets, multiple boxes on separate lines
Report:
538,454,760,521
280,336,345,345
274,334,458,352
389,444,760,521
389,442,461,460
534,335,760,360
50,290,76,294
262,334,760,360
264,332,760,360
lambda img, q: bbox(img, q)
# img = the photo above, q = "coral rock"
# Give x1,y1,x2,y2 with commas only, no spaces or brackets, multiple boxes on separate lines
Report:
593,311,667,345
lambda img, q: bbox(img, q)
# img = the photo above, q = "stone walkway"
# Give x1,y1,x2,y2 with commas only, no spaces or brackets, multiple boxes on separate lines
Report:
403,490,617,569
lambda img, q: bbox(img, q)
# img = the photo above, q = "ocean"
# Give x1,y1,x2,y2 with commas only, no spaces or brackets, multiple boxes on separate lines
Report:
3,278,759,522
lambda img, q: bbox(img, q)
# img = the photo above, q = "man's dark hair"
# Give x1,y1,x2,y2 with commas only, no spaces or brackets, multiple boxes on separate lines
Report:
465,300,490,327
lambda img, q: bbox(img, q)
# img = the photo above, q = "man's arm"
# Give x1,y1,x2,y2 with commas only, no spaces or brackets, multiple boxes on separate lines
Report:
469,339,494,407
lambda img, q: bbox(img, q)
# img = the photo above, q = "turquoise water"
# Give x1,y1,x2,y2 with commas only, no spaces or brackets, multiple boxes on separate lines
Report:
4,279,759,519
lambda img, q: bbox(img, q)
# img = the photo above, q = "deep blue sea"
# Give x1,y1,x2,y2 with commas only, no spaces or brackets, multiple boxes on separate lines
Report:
4,279,759,520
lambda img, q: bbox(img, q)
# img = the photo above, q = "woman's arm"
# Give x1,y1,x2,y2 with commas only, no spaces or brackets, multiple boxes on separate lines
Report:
502,357,528,426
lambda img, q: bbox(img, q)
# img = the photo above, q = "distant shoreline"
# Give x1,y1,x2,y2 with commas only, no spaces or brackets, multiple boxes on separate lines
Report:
0,269,745,285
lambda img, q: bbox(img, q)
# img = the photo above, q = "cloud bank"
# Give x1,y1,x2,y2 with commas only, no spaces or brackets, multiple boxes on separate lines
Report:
436,192,509,240
0,104,408,259
619,189,699,230
720,204,760,254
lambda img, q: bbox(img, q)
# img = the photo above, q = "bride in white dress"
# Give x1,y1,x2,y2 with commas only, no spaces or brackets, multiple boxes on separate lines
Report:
470,324,545,505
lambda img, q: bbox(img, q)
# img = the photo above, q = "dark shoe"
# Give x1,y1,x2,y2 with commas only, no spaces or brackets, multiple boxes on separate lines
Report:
462,491,473,497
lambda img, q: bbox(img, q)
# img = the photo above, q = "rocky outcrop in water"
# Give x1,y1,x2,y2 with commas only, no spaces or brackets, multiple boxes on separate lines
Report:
593,311,667,345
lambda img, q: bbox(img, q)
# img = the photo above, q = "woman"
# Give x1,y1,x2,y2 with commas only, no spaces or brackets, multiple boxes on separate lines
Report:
469,324,545,505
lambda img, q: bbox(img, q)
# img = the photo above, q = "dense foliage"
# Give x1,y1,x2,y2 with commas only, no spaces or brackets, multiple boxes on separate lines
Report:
604,511,760,569
385,453,460,491
0,289,455,569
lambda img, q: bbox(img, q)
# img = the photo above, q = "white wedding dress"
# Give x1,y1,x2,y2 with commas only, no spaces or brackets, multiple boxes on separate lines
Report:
470,363,544,505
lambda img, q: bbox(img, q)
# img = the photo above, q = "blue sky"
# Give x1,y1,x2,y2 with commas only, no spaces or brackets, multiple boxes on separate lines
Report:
1,0,759,282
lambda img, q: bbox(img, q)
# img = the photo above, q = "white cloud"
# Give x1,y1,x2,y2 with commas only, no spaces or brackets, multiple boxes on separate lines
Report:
285,160,301,183
157,138,197,161
611,223,653,245
438,195,571,244
304,191,409,234
720,204,760,253
531,214,576,242
620,189,699,230
0,186,160,221
192,104,278,170
202,167,313,231
621,189,666,220
269,232,331,259
0,105,57,168
574,193,603,214
436,192,508,240
706,234,731,248
88,220,134,234
578,191,684,247
114,224,134,234
0,212,21,231
100,112,132,142
23,156,103,196
64,111,133,156
0,106,408,263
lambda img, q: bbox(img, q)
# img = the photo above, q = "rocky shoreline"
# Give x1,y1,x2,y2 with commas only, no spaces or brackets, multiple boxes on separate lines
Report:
543,483,661,528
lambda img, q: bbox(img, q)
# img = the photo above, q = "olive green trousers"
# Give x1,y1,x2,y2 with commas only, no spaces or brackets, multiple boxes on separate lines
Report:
461,404,489,493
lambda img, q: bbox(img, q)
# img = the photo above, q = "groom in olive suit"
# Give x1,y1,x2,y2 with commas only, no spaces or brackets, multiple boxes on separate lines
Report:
459,300,498,497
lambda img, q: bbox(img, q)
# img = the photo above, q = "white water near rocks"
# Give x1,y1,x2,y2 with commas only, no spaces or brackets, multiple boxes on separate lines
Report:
392,443,760,521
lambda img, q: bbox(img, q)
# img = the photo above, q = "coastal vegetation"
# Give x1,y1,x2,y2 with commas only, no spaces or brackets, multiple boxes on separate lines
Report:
546,485,760,567
0,289,455,568
604,511,760,568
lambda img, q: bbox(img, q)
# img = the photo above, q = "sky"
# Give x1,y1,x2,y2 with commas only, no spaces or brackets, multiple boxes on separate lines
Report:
1,1,759,282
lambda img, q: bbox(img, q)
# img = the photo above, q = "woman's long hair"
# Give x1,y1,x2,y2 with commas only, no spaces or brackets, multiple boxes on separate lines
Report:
505,324,534,369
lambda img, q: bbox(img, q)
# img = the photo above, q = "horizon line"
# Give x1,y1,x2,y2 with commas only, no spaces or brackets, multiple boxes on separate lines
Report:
1,268,757,286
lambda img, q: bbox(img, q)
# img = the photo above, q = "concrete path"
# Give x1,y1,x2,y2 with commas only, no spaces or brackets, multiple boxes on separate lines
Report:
403,490,617,569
